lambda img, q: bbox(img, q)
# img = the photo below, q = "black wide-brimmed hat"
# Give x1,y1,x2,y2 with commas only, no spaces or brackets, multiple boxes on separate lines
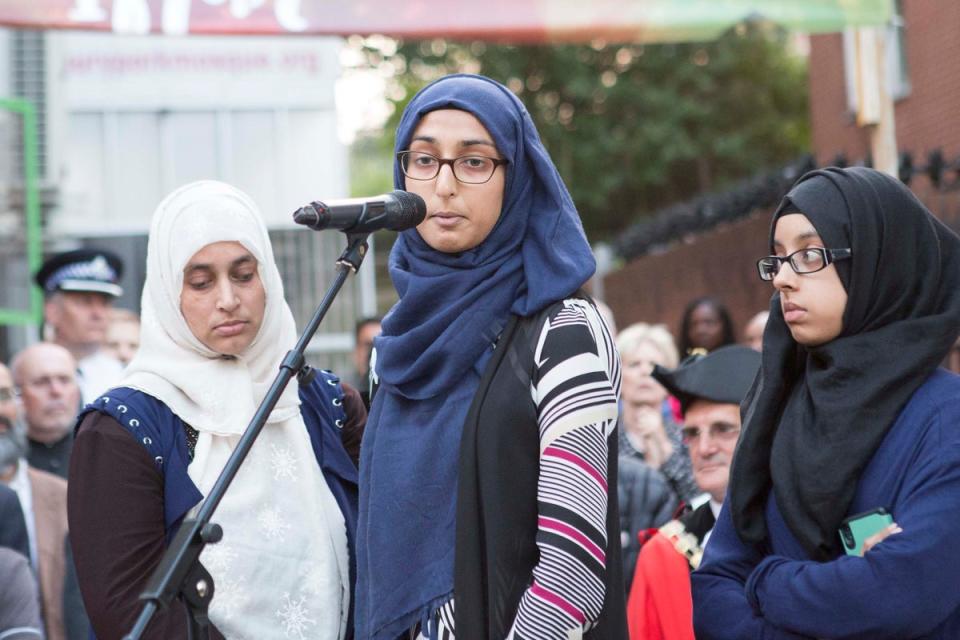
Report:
652,344,760,414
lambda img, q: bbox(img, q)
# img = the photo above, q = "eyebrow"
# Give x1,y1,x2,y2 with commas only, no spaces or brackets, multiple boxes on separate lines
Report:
682,420,739,432
773,229,822,251
184,254,256,274
411,134,497,149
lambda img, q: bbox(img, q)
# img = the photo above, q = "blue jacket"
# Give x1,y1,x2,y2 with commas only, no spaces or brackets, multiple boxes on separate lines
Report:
693,369,960,640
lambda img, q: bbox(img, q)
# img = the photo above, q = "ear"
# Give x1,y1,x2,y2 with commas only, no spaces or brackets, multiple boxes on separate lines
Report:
44,297,61,327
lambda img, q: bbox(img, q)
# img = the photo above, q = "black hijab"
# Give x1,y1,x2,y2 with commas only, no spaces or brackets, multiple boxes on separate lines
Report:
728,167,960,560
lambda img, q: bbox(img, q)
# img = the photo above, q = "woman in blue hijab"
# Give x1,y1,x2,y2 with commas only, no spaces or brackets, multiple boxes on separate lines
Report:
355,74,628,639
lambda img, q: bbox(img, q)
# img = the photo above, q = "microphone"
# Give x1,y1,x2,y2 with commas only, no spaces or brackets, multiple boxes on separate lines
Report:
293,190,426,233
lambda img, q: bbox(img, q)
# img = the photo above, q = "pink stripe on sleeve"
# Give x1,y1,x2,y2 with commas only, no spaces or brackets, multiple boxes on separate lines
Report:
530,581,587,624
543,445,608,491
538,516,606,563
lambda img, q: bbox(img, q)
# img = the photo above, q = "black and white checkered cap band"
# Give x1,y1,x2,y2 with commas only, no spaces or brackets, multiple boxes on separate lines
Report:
45,257,122,297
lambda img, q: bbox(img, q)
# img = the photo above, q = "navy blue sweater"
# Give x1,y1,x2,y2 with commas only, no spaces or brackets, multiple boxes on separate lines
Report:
693,369,960,639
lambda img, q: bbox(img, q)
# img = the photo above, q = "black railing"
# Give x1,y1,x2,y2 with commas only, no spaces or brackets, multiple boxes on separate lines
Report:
614,148,960,262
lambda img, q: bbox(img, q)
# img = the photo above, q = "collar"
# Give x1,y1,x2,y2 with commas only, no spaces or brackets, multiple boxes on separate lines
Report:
710,499,723,519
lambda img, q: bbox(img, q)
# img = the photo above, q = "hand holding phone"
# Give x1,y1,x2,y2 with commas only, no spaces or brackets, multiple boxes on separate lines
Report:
839,508,899,556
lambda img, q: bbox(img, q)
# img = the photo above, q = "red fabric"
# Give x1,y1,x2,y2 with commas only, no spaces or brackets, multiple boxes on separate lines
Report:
626,532,695,640
667,395,684,424
636,527,659,547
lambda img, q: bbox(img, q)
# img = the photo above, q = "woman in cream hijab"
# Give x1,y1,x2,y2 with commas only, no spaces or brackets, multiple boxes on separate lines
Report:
67,181,363,640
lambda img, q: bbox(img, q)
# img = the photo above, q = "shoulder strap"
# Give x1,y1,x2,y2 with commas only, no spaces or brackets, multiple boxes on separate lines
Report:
80,387,173,469
79,387,203,538
299,369,348,429
298,371,357,485
504,296,577,386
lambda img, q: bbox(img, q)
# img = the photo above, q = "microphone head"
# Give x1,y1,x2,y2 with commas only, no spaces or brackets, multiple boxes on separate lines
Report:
293,203,321,228
388,190,427,231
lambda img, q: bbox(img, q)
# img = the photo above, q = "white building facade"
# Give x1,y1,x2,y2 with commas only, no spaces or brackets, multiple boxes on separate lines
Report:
1,30,372,368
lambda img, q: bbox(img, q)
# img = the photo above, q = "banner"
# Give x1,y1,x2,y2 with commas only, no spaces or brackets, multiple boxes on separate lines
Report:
0,0,893,42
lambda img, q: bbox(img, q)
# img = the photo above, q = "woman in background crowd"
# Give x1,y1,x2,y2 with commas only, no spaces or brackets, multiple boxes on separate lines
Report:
617,323,700,504
677,296,735,357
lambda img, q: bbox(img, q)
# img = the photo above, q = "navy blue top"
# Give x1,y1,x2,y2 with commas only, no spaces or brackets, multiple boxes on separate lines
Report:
71,371,360,640
79,371,358,546
693,369,960,639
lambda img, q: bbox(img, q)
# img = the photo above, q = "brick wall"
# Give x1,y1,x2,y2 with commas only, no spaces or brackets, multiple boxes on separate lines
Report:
808,0,960,167
603,186,960,343
604,0,960,343
603,209,775,343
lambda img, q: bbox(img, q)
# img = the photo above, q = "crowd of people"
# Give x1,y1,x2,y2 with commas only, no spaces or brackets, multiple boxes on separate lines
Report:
2,73,960,640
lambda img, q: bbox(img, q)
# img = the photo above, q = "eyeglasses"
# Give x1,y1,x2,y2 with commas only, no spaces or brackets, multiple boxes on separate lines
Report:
0,387,15,402
757,247,852,282
680,422,741,446
397,150,509,184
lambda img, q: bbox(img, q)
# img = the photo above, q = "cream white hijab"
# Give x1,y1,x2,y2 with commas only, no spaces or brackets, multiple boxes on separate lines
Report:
123,181,349,639
123,180,300,433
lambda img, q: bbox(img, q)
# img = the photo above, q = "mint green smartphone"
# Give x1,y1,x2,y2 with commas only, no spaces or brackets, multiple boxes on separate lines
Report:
839,507,894,556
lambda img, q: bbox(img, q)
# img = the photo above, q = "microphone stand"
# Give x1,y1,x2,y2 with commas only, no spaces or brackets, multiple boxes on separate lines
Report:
124,232,371,640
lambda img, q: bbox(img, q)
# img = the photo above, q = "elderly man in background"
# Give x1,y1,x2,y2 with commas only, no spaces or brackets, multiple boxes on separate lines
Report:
0,360,75,640
626,345,760,640
35,249,125,402
11,344,81,479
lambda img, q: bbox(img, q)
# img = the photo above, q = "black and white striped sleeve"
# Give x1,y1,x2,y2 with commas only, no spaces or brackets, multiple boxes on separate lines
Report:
508,299,621,639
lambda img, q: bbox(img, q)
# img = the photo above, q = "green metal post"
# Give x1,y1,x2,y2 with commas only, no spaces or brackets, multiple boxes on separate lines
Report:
0,97,43,326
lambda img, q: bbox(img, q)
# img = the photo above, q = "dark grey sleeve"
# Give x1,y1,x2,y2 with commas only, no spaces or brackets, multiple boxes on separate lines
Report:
62,534,90,640
0,547,44,638
0,484,29,561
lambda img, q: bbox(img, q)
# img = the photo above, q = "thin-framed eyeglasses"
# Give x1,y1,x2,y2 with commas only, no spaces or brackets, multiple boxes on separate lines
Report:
0,386,16,402
756,247,852,282
397,150,509,184
680,421,741,446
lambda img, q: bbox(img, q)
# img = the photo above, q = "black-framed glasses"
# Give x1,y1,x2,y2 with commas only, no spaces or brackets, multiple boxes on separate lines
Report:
397,150,509,184
680,422,741,446
757,247,852,282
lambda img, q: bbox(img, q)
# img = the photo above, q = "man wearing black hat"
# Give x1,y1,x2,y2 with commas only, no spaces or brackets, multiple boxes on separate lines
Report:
35,249,125,403
625,345,760,640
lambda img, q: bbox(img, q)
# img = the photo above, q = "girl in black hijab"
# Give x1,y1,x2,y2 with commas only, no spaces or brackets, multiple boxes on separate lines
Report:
692,167,960,639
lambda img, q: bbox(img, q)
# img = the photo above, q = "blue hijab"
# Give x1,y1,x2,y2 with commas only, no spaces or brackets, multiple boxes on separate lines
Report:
355,74,596,639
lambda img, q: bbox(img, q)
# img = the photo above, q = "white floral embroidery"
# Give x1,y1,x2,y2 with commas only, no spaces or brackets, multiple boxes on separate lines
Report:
201,543,238,577
210,574,247,621
297,561,328,597
256,506,291,542
269,444,298,481
189,419,348,639
276,592,317,639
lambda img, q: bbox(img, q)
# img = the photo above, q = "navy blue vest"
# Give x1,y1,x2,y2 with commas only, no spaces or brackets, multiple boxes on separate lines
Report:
78,369,359,565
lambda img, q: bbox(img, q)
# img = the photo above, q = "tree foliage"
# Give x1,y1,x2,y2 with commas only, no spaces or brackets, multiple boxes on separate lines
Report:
353,24,810,241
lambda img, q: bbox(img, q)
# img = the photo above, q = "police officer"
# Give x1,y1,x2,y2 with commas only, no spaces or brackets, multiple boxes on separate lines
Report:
35,249,125,402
